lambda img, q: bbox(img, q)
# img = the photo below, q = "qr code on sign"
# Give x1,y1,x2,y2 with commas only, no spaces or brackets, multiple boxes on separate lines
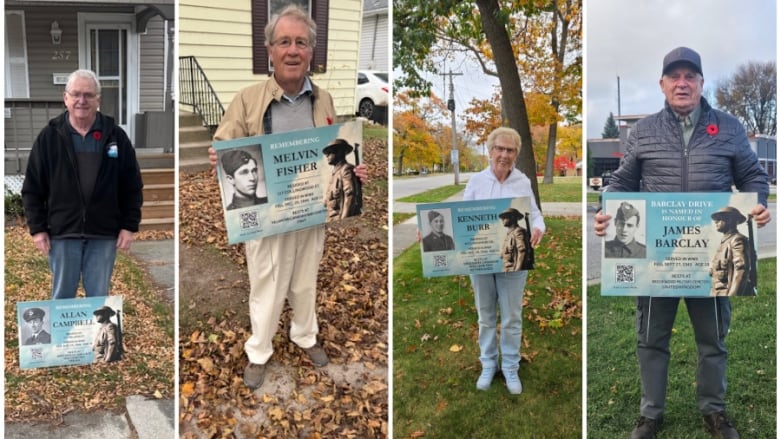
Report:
433,254,448,267
30,348,43,360
239,211,259,230
615,264,635,283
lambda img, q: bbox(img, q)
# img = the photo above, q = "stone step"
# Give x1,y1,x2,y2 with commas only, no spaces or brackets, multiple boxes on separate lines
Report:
143,184,174,202
179,157,212,174
179,125,213,144
179,140,211,161
179,111,202,126
141,168,174,186
142,200,174,220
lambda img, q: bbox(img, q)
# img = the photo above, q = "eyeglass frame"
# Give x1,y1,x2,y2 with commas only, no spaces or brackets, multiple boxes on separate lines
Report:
271,37,312,50
65,90,100,101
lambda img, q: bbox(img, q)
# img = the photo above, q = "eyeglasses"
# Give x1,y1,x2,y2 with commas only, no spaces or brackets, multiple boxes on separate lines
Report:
493,146,517,154
272,38,311,50
66,91,98,100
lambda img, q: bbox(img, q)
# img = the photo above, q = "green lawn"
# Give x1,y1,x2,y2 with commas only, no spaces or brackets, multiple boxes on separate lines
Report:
393,212,415,225
587,259,776,438
536,177,583,202
393,217,582,438
396,177,583,205
397,184,465,203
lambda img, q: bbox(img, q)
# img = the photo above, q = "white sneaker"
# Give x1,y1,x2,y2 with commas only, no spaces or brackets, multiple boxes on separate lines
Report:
476,367,496,390
503,368,523,395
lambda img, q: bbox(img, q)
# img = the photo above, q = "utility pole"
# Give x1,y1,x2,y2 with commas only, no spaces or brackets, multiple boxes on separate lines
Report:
617,75,621,117
442,69,463,185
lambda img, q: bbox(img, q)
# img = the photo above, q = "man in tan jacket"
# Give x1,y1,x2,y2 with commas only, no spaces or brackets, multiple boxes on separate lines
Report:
209,5,367,390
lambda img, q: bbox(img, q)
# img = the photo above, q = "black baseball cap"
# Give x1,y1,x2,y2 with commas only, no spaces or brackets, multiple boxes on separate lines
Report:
662,47,702,76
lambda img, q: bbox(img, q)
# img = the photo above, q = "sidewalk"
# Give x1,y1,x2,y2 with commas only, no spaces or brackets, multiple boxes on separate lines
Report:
393,191,582,258
5,239,176,439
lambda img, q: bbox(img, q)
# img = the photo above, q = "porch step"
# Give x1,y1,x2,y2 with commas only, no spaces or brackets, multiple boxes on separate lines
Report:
136,151,175,169
142,200,174,220
139,217,174,232
180,124,213,144
179,157,212,174
141,168,174,186
140,168,174,232
144,183,174,202
179,111,214,174
179,140,212,162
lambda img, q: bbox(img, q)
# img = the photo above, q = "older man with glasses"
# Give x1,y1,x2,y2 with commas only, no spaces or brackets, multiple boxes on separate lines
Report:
208,5,368,390
22,69,143,300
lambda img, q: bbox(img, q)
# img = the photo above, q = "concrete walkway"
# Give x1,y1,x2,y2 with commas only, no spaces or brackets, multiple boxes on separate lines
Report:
5,239,176,439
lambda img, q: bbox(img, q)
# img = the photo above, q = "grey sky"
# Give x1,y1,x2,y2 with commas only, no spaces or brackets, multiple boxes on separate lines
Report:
586,0,776,138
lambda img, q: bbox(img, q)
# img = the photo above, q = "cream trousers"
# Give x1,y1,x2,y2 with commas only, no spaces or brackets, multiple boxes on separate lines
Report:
243,226,326,364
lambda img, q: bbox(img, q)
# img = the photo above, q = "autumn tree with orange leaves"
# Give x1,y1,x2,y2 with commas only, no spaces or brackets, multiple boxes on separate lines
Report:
394,0,582,204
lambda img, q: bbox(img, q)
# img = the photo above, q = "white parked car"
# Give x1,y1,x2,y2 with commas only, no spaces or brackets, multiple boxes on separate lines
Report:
355,71,389,121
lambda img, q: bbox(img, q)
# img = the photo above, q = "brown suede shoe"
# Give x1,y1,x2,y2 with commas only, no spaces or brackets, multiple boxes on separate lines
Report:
303,343,329,367
703,412,740,439
631,416,662,439
243,362,266,390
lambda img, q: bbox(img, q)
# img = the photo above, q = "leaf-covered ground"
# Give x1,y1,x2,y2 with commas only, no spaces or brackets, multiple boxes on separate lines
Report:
178,132,389,438
4,227,175,423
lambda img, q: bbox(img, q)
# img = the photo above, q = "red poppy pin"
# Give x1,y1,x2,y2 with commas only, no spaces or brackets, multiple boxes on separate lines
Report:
327,117,333,125
706,124,718,136
92,131,102,141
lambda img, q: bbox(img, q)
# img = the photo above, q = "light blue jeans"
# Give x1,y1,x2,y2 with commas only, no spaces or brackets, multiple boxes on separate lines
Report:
49,238,116,299
470,270,528,371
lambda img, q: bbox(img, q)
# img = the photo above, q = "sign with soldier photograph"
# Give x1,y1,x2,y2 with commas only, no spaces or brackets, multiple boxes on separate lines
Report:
601,192,759,297
416,197,534,277
17,295,124,369
213,121,363,244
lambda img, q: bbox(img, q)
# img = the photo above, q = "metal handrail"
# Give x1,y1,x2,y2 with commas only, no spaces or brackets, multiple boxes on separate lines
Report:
179,56,224,134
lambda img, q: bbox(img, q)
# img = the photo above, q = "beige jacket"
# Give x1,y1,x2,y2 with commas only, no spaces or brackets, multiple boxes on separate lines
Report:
214,75,336,140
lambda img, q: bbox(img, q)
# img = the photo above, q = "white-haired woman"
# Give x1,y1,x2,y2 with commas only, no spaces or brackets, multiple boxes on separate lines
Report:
464,127,545,394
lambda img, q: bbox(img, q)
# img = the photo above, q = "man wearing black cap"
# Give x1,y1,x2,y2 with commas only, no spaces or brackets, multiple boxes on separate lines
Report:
709,207,752,297
604,201,646,259
594,47,771,439
220,149,268,210
22,307,51,345
323,138,360,221
93,305,121,363
499,208,527,272
421,210,455,252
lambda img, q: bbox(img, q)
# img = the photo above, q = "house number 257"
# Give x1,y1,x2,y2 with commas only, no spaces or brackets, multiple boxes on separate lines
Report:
52,50,71,61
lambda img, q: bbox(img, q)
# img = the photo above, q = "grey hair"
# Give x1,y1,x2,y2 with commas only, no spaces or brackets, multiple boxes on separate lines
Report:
487,127,522,152
65,69,101,95
264,4,317,49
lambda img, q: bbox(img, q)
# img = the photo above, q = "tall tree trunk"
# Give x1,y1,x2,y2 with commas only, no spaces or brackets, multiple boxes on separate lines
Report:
543,0,572,184
476,0,540,209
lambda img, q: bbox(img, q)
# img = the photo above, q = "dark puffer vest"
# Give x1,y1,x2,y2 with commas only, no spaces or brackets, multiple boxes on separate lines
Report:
608,98,769,206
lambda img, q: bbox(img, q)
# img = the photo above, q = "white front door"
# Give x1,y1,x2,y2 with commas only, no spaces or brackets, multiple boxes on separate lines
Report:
78,13,138,140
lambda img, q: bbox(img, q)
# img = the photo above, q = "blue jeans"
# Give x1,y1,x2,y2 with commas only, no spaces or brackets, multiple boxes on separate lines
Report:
49,238,117,299
470,270,528,371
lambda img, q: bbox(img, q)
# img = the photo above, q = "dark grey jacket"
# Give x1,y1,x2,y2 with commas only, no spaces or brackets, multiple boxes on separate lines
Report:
608,98,769,206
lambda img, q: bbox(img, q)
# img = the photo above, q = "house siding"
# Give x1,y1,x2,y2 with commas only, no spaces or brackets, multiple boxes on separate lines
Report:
179,0,362,117
139,15,166,111
11,6,138,99
358,8,388,71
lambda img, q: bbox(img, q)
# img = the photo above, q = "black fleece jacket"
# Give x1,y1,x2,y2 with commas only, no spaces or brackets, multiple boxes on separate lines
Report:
22,112,143,238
